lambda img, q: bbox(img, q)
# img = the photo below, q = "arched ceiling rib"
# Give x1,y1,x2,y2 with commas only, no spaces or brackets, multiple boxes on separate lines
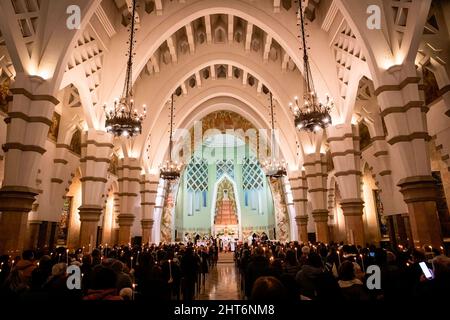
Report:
140,82,300,173
127,49,303,167
96,0,339,108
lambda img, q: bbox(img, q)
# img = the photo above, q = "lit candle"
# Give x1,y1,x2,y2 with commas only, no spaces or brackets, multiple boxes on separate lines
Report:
131,256,134,269
337,250,341,265
66,249,69,265
360,254,365,273
136,251,140,266
168,259,173,283
58,254,61,263
132,283,136,300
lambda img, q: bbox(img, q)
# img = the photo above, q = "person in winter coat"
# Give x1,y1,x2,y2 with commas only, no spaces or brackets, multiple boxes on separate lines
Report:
338,261,369,301
295,252,324,299
83,266,122,300
245,247,270,298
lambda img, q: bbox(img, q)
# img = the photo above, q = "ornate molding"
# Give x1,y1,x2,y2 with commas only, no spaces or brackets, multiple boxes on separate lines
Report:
5,112,52,126
374,77,421,96
2,142,46,154
9,88,59,105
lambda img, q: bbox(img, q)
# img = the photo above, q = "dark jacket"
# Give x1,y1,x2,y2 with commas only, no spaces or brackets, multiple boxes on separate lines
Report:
295,265,323,299
245,255,269,298
338,279,369,300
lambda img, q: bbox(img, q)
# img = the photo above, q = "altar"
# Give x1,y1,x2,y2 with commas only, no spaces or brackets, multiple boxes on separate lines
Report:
213,187,239,240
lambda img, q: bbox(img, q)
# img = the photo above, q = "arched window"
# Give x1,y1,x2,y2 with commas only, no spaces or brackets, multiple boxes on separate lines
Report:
422,67,440,105
69,129,82,155
214,26,226,43
358,122,371,150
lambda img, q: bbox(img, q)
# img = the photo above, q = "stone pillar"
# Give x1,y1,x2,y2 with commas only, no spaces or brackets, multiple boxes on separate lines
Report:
140,174,159,244
117,158,141,245
78,130,113,250
376,64,442,247
295,215,308,243
0,74,58,254
78,205,102,250
340,199,365,246
117,214,135,245
398,176,442,247
289,170,308,243
27,220,42,249
0,189,36,254
141,219,154,245
303,153,330,243
327,124,365,246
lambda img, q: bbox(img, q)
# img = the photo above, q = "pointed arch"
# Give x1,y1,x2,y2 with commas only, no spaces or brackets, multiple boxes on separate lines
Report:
210,173,242,238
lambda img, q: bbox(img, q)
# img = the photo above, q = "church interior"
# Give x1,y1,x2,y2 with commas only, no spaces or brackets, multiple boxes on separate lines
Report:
0,0,449,303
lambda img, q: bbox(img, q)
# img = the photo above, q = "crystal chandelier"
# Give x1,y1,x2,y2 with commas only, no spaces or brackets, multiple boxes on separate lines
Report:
160,94,183,180
262,92,287,178
104,0,146,138
291,1,333,133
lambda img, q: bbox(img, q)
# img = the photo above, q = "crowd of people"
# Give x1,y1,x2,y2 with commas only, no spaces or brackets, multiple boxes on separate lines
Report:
236,241,450,301
0,242,218,301
0,239,449,301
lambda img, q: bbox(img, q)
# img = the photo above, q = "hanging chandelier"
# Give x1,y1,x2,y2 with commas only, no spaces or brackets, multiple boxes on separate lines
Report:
104,0,146,138
262,92,287,178
160,94,183,180
291,1,333,133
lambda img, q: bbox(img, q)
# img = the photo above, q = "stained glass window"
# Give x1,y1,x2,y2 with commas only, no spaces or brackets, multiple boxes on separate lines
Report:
216,159,234,179
186,157,208,192
242,156,264,190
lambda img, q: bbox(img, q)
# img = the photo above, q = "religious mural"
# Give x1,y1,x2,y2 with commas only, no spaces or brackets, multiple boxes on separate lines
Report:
373,190,389,239
108,154,119,176
268,177,290,242
47,112,61,142
188,111,261,156
55,197,72,246
0,79,10,113
161,183,175,242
